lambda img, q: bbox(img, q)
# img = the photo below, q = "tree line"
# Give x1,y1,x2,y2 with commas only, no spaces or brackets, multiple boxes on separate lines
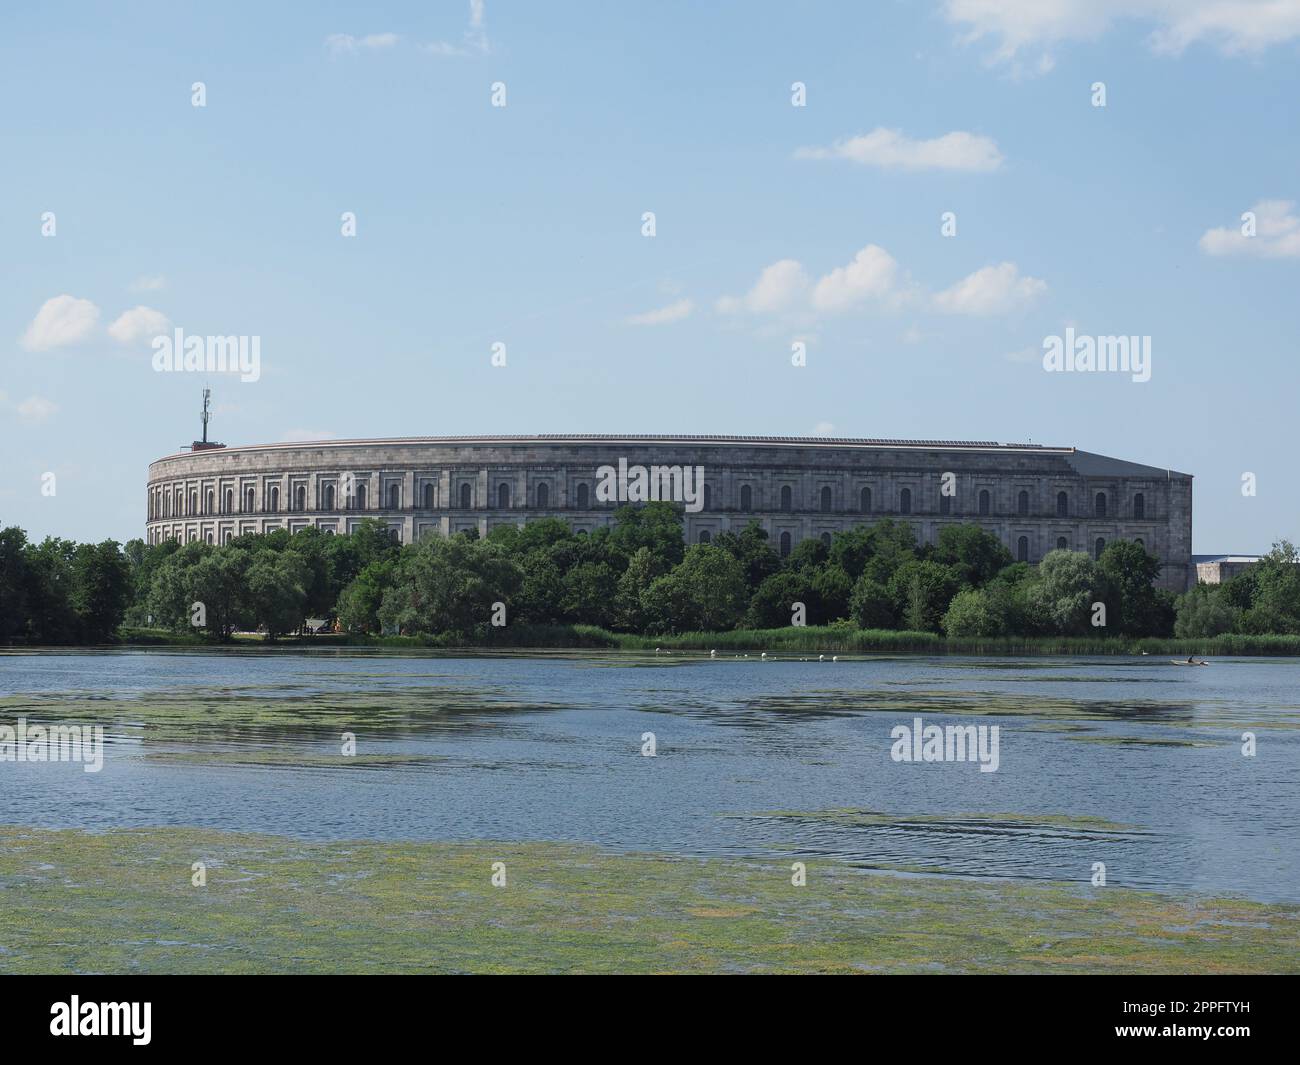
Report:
1,508,1298,643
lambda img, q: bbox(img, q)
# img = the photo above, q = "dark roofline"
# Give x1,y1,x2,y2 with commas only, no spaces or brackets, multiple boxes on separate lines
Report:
152,434,1072,462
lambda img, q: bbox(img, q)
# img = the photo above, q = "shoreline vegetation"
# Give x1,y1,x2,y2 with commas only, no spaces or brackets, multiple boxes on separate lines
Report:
2,825,1295,974
112,624,1300,657
5,507,1300,653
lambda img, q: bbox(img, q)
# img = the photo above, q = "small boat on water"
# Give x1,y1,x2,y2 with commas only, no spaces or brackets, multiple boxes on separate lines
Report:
1170,659,1210,666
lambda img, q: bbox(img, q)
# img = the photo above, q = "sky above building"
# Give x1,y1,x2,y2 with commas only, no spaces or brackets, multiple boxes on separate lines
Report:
2,0,1297,551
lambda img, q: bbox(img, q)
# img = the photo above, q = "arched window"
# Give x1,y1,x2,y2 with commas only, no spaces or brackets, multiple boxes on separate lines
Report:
423,483,435,510
703,484,712,511
205,532,213,545
1056,491,1068,518
1095,537,1105,560
323,484,335,510
536,483,549,508
1018,490,1029,516
779,531,791,557
355,484,365,509
498,483,510,509
576,483,589,508
268,486,278,512
860,486,871,513
164,494,171,517
460,483,472,509
295,486,306,511
699,530,711,544
223,530,232,545
1056,536,1068,550
978,490,990,516
820,486,832,513
223,489,233,514
1135,537,1144,548
190,492,198,515
205,490,213,514
780,485,792,512
1094,492,1107,518
388,484,400,509
820,532,832,548
939,494,951,516
899,488,911,515
1017,536,1029,562
740,484,753,512
1133,493,1145,520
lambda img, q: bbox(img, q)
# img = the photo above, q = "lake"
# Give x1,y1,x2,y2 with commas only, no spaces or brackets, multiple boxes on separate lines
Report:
1,648,1297,902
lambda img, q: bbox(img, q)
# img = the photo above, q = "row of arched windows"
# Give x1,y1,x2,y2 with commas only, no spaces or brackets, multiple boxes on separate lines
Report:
151,478,1148,522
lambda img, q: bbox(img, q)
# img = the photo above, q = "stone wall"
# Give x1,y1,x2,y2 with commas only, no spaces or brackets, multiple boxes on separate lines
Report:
145,435,1194,590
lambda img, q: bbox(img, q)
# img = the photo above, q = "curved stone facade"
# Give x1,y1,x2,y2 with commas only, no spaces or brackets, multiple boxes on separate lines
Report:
146,434,1194,590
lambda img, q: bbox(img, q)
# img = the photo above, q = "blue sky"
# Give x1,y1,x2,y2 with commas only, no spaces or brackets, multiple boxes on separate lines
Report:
2,0,1297,551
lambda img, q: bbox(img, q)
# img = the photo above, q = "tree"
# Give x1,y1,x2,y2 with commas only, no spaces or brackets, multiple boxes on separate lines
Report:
1025,550,1105,635
69,540,132,643
378,537,522,636
608,502,685,570
613,547,665,632
1098,540,1165,635
859,519,920,587
1174,584,1239,638
714,521,780,593
746,571,813,629
1248,541,1300,633
849,576,895,630
246,550,309,637
933,525,1013,588
943,587,1010,637
560,561,619,628
888,560,961,632
0,527,30,644
642,545,747,634
336,559,397,634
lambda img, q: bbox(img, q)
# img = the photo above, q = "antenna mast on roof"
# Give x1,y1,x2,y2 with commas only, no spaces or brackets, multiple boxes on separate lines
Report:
188,387,227,451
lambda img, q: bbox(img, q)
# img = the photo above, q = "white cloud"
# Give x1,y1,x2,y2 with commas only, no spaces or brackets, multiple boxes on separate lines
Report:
716,259,810,314
796,127,1004,172
426,1,491,56
0,391,58,424
1199,199,1300,258
626,299,694,326
811,421,836,437
108,305,171,345
326,32,400,56
129,274,166,292
20,295,100,351
16,396,57,424
933,262,1047,315
812,245,911,312
944,0,1300,70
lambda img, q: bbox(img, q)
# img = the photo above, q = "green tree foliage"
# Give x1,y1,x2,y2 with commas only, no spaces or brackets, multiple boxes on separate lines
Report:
943,587,1011,637
641,544,747,634
888,560,961,632
378,536,522,637
933,525,1013,587
1026,550,1106,635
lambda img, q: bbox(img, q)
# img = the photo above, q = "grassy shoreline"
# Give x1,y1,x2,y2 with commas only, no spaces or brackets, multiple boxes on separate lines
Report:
106,624,1300,657
2,825,1296,974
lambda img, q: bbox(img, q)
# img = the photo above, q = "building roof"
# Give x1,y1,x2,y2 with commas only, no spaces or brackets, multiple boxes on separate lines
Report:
151,434,1191,478
1192,554,1263,564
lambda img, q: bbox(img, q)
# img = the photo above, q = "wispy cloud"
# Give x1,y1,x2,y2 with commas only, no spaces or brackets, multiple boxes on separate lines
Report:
425,0,491,56
796,127,1004,172
326,32,400,57
626,299,694,326
944,0,1300,74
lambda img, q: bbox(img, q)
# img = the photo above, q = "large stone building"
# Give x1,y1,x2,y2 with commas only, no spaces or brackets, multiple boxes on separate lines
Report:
146,434,1195,590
